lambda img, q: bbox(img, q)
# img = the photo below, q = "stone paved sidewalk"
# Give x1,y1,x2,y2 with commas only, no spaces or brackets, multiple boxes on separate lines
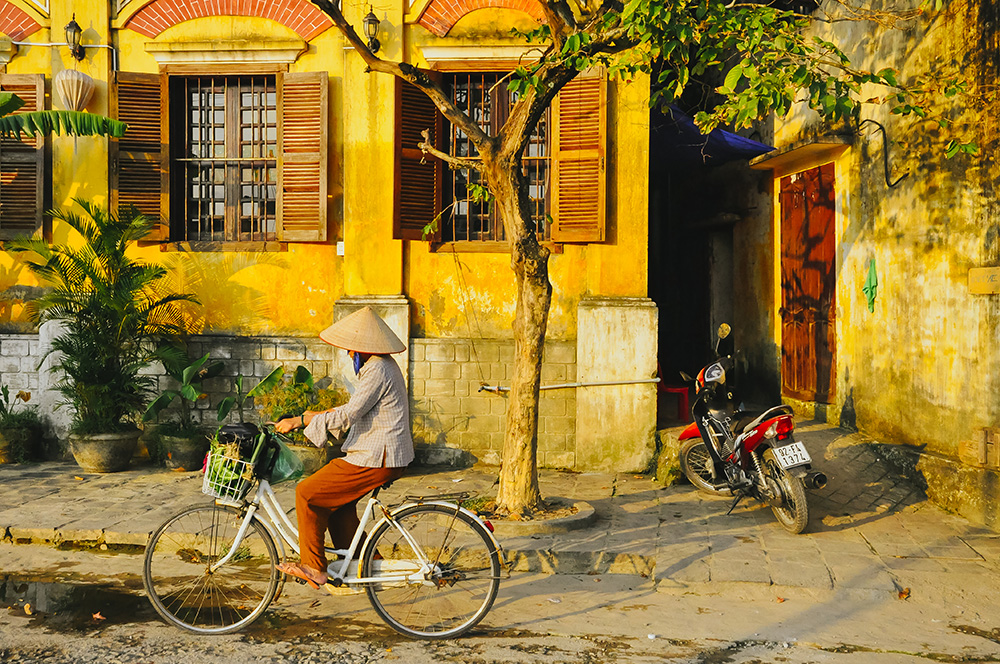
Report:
2,422,999,601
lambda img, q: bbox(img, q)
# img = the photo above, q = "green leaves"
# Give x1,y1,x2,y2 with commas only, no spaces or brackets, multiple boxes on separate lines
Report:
0,92,25,117
0,110,127,138
945,140,979,159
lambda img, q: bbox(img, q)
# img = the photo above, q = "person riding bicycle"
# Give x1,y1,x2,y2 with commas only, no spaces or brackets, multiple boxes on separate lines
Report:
274,306,414,589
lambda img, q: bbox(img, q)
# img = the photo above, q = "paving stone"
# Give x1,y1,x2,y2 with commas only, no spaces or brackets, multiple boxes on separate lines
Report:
2,422,999,603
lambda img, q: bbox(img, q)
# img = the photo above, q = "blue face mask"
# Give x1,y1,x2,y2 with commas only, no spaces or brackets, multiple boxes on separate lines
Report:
352,351,363,375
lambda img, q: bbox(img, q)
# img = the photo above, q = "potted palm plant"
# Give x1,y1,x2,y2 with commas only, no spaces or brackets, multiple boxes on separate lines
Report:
10,200,197,473
144,352,223,471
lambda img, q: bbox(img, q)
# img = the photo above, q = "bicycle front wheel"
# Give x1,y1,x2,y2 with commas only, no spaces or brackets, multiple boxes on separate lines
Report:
143,504,280,634
362,503,501,639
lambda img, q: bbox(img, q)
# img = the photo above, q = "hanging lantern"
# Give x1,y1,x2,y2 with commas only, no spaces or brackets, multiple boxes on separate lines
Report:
55,69,95,112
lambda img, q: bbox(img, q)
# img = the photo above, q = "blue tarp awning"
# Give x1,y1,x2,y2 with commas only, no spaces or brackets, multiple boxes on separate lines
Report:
656,106,774,167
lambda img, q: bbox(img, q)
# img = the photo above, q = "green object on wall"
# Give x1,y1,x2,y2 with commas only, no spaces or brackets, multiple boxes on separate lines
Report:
862,259,878,313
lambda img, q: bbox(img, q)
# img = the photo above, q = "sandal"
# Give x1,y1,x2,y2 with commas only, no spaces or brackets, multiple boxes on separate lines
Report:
276,561,327,590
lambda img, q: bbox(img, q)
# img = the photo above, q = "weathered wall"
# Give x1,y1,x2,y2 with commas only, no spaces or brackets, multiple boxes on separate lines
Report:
742,1,1000,529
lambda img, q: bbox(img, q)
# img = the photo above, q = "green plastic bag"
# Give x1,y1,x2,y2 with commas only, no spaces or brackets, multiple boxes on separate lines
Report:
270,437,304,485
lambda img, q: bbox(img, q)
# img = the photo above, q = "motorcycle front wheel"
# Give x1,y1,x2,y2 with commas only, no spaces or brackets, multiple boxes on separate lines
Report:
761,448,809,534
678,438,731,496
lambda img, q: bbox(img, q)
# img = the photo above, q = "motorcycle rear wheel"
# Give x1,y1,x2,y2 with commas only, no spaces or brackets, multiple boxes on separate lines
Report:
679,438,731,496
761,448,809,534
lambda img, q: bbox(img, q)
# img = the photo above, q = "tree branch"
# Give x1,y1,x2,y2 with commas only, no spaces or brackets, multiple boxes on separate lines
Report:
309,0,494,151
419,129,485,171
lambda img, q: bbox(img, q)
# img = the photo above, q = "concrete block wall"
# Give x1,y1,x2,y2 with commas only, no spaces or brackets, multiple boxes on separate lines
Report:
0,333,579,469
0,334,42,393
409,339,577,469
173,335,344,427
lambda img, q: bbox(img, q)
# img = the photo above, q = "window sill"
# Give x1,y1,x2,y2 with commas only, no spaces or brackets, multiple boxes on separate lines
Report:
151,241,287,252
429,241,563,254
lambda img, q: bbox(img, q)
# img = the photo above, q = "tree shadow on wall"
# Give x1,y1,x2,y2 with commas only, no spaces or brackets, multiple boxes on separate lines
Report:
0,261,43,332
160,252,287,333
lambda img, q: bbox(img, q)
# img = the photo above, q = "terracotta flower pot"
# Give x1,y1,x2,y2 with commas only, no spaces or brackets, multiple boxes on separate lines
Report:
161,432,210,472
69,429,141,473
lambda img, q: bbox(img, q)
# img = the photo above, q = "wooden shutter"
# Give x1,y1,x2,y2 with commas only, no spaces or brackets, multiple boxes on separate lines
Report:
0,74,47,241
277,71,328,242
110,72,167,241
394,77,442,241
550,71,606,243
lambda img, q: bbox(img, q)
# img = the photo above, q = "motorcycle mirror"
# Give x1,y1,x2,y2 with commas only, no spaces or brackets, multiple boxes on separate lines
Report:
717,323,731,340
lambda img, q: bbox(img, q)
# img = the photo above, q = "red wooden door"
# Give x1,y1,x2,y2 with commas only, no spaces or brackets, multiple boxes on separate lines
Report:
779,163,836,403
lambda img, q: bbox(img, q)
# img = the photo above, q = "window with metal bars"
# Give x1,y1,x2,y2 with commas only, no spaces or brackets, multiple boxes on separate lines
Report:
444,72,550,243
170,76,278,242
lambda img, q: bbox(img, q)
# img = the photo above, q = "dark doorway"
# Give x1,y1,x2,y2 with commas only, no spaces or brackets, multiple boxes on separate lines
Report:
779,163,837,402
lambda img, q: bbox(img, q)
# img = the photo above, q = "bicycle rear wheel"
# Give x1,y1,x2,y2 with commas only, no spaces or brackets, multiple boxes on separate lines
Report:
143,504,280,634
362,503,501,639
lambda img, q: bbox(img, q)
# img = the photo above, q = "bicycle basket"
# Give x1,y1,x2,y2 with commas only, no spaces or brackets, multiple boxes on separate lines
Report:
202,450,255,502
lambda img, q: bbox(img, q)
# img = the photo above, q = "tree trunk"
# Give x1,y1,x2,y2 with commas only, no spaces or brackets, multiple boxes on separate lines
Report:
489,159,552,516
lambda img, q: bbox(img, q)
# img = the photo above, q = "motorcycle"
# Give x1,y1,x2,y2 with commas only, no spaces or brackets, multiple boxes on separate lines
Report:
677,323,827,534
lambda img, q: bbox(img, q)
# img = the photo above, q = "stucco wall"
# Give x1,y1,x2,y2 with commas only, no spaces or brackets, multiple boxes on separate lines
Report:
739,2,1000,528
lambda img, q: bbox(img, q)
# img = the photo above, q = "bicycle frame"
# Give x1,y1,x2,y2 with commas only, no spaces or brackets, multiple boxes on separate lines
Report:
211,478,502,588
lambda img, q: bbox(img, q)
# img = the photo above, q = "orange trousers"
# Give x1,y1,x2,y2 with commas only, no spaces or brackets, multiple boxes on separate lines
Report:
295,457,405,573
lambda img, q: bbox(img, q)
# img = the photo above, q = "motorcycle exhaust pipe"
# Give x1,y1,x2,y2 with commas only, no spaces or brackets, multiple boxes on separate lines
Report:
802,470,828,491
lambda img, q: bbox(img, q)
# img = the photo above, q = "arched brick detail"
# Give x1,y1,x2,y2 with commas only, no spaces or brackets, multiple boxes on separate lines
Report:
124,0,333,41
418,0,544,37
0,1,41,41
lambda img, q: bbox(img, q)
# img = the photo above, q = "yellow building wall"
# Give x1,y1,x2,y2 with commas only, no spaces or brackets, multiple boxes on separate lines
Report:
0,1,650,342
736,3,1000,527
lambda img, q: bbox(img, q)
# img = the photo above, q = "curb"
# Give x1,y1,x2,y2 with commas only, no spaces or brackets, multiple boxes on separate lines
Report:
488,499,596,537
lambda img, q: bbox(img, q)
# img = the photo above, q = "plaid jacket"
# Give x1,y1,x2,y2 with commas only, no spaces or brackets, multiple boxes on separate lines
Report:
304,354,415,468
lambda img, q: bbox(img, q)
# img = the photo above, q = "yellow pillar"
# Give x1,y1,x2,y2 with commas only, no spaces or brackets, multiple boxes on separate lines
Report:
342,3,404,296
51,0,111,221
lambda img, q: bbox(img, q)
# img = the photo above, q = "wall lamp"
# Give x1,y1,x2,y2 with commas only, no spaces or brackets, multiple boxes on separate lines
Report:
363,6,381,54
65,14,85,61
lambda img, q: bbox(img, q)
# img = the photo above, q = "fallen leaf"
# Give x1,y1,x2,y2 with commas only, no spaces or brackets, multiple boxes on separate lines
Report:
547,597,561,604
634,475,642,479
594,578,601,583
92,612,106,621
427,486,438,490
74,476,84,481
309,600,321,608
23,603,32,616
898,587,911,600
776,597,786,603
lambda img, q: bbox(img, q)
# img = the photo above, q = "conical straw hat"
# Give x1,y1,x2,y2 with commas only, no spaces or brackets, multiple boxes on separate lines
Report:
319,306,406,354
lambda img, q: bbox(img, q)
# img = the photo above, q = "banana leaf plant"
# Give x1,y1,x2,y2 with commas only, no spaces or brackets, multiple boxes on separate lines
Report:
0,92,126,138
217,366,285,423
144,353,225,434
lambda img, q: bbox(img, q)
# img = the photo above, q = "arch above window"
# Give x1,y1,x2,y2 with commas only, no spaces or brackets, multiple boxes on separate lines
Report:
414,0,544,37
122,0,332,41
0,1,41,41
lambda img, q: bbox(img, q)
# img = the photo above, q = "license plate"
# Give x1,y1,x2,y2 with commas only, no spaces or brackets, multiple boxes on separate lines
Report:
773,442,811,469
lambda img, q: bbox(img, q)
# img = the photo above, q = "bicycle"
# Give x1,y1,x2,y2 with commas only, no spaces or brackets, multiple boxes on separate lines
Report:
141,423,506,639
